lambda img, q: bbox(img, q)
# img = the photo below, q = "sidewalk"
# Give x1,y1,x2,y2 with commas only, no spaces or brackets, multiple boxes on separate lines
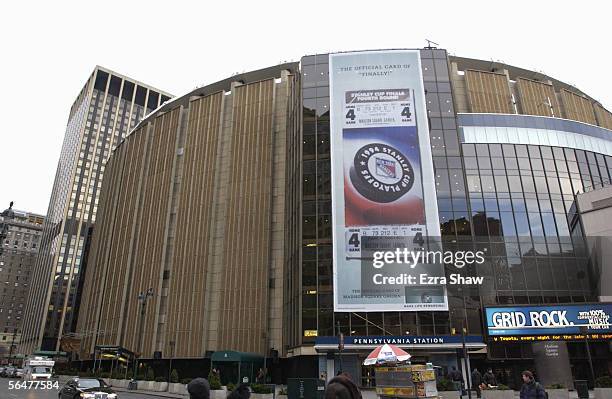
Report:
452,392,595,399
114,386,187,398
360,390,595,399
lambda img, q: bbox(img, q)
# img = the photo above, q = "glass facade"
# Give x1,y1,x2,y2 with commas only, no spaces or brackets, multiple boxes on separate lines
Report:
297,49,481,345
20,68,170,353
295,49,609,370
460,114,612,158
459,113,612,140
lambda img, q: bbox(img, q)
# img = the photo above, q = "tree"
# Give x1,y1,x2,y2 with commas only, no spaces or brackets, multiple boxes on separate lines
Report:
170,369,179,383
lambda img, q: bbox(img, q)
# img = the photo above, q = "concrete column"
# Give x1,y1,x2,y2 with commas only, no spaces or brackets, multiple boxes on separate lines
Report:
532,341,574,389
326,356,334,382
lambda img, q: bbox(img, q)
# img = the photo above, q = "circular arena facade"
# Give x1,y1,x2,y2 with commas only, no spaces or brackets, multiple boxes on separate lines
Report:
75,48,612,388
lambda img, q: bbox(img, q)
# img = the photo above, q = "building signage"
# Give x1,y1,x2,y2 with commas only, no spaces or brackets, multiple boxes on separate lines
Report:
95,345,120,352
485,304,612,341
315,335,483,346
94,345,134,357
329,50,444,312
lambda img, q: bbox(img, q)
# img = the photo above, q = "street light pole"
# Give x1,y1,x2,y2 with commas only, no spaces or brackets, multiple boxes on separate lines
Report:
168,340,175,383
133,288,153,378
580,326,595,387
337,321,344,374
8,328,17,365
461,320,472,399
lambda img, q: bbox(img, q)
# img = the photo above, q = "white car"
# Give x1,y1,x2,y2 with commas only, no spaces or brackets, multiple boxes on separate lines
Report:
59,378,118,399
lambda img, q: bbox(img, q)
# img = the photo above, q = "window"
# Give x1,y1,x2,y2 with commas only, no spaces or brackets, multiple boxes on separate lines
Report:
94,70,109,91
147,91,159,111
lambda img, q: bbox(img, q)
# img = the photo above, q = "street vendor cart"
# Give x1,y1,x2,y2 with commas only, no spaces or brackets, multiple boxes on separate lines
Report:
364,344,440,399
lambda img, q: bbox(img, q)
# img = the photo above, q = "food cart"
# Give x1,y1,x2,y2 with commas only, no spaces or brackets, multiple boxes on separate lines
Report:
363,344,440,399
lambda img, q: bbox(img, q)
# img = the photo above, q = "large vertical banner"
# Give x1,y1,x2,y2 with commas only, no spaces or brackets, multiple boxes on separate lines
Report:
330,50,445,311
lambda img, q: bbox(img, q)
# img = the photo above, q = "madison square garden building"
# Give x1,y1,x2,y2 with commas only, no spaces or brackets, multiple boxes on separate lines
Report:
74,49,612,389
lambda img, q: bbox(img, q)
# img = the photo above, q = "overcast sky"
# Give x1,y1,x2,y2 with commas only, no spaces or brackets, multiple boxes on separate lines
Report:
1,0,610,215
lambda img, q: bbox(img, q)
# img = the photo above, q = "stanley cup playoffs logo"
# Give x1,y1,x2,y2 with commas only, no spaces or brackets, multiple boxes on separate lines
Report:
343,126,425,227
350,143,415,203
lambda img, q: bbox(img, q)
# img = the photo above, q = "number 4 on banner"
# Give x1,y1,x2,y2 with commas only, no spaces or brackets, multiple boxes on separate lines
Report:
346,109,356,121
413,232,424,247
401,106,411,118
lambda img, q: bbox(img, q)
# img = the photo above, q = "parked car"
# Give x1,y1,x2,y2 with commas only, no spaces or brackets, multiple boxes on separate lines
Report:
59,378,118,399
15,368,23,378
1,366,15,378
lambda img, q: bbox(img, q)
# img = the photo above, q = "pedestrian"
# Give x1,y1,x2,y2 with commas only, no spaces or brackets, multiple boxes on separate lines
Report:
471,368,483,398
519,370,546,399
187,378,211,399
256,368,264,383
448,367,463,395
325,373,362,399
228,383,251,399
447,366,461,381
483,368,497,387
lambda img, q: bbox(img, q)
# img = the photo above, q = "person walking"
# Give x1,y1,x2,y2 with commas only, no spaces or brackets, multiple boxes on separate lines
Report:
483,368,497,387
471,368,483,398
256,368,265,383
325,373,362,399
187,378,211,399
519,370,546,399
448,367,463,395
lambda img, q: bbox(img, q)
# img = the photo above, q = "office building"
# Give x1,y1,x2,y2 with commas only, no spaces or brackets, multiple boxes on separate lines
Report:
0,204,44,361
20,67,171,354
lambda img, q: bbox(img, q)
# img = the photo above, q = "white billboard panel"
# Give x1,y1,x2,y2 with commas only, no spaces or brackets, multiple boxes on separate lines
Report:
329,50,446,312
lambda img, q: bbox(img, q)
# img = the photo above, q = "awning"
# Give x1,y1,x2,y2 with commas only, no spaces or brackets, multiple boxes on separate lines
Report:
94,346,134,357
33,350,68,357
211,351,264,363
314,335,487,353
314,342,487,352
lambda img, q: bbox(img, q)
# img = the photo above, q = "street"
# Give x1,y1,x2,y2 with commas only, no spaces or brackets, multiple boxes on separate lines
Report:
0,378,164,399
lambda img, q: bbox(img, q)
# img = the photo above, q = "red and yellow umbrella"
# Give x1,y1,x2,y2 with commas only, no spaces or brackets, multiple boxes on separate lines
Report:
363,344,411,365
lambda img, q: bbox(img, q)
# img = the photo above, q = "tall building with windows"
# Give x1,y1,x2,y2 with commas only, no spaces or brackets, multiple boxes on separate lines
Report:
0,205,44,361
19,67,171,354
75,50,612,388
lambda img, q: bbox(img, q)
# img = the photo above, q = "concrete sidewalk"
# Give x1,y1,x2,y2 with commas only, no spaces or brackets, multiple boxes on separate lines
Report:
360,390,595,399
113,386,187,398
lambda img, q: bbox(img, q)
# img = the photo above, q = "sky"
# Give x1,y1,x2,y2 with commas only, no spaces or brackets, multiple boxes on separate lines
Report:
1,0,611,215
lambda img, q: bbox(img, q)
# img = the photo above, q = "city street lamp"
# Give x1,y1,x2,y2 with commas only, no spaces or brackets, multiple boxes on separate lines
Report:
133,288,154,378
8,328,17,364
167,340,175,383
579,326,595,387
336,321,344,374
450,294,476,399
